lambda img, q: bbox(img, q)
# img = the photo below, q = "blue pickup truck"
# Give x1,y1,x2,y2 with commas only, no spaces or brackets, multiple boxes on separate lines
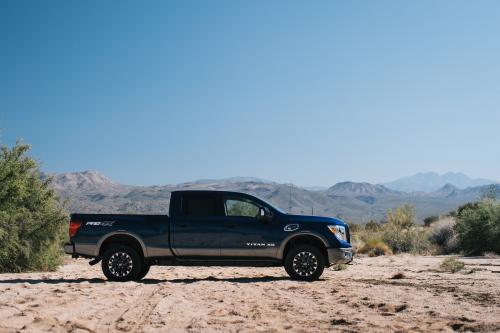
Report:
65,190,352,281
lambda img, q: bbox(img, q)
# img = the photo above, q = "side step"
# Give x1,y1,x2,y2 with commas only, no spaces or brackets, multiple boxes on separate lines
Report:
154,258,282,267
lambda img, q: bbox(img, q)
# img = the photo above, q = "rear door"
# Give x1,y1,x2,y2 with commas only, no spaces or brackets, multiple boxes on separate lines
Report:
171,193,224,257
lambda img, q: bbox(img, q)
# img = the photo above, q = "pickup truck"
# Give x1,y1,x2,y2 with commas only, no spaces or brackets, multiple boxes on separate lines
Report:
64,190,352,281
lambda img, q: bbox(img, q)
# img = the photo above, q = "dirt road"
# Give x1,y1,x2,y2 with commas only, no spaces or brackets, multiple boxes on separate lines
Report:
0,255,499,332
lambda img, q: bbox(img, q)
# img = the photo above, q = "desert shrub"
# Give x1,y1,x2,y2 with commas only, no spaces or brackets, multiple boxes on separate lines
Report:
364,219,382,231
428,217,459,254
439,257,465,273
455,202,480,217
454,200,500,255
358,237,391,257
0,141,67,272
382,204,432,254
346,221,362,234
423,215,439,227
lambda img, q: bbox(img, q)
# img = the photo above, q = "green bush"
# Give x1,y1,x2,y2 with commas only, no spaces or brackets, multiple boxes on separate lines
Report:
0,141,67,272
454,200,500,255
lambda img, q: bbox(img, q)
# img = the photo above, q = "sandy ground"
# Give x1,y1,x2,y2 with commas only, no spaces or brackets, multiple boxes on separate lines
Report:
0,255,499,333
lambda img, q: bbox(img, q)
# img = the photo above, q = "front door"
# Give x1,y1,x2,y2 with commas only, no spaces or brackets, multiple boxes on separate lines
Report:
219,195,280,258
171,193,224,257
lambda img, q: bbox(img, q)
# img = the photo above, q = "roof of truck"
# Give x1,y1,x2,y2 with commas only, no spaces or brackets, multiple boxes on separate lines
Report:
171,190,250,195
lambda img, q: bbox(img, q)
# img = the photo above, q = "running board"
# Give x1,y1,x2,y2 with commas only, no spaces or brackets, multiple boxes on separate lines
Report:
154,258,282,267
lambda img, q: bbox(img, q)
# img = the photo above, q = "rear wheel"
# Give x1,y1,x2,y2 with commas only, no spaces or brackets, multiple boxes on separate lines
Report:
102,245,144,282
284,245,325,281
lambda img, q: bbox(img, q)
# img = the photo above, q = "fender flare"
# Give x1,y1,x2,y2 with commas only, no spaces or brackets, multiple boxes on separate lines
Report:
95,231,148,257
277,231,330,260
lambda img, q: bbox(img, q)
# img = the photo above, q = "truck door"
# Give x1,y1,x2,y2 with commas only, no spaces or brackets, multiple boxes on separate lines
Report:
171,193,224,257
219,195,281,258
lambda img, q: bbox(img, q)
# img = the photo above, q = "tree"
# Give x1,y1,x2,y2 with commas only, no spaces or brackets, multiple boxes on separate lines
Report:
0,141,67,272
454,200,500,255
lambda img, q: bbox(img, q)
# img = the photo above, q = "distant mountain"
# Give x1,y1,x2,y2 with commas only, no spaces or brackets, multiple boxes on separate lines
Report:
431,184,460,198
46,171,499,223
187,177,274,185
383,172,497,192
42,170,131,195
326,182,396,197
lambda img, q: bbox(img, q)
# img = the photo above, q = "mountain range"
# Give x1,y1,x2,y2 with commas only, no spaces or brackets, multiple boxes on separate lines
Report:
383,172,497,192
44,171,499,224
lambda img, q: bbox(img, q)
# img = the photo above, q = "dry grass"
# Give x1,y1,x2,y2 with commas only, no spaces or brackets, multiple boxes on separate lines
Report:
358,238,392,257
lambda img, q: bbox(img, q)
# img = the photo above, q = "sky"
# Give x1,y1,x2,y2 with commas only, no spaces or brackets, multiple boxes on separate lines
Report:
1,1,499,186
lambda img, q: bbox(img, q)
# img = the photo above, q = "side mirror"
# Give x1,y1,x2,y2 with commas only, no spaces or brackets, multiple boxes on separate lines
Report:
259,207,272,222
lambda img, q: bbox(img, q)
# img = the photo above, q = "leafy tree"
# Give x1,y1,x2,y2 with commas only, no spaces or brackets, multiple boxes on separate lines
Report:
0,141,67,272
454,200,500,255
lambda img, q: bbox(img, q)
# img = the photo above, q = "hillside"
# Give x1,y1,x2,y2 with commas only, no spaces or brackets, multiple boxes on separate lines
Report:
48,171,500,223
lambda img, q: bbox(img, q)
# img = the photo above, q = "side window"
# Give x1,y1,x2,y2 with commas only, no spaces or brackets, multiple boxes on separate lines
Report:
182,195,221,217
225,198,260,218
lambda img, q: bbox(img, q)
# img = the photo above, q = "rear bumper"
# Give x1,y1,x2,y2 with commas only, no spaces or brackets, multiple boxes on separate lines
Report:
327,247,353,265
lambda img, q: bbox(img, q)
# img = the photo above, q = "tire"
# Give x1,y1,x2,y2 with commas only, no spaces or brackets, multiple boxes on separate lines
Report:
135,263,151,281
101,245,144,282
284,245,325,281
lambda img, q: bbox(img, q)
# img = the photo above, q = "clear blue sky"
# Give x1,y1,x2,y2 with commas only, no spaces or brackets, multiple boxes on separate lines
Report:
1,1,499,186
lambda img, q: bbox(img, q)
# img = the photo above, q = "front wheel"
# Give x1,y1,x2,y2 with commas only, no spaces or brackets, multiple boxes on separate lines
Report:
101,245,144,282
284,245,325,281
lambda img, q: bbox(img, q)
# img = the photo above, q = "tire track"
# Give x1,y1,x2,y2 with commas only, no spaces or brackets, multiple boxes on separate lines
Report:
94,283,167,333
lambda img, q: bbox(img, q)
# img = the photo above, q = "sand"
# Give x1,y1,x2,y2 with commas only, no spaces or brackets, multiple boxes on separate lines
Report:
0,254,499,333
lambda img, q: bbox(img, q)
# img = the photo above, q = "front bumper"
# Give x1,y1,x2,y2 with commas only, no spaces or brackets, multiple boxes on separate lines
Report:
327,247,353,265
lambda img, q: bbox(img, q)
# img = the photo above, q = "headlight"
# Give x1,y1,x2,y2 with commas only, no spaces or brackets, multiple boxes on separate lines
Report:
328,225,347,241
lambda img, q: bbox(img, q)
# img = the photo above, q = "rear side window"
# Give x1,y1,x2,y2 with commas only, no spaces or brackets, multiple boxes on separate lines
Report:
182,195,222,217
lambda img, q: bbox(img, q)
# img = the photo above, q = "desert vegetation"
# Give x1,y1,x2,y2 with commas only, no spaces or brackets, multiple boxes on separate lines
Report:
0,141,67,273
353,199,500,257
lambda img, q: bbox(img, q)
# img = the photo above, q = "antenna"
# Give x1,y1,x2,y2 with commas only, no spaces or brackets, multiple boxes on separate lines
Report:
311,206,314,216
289,183,292,213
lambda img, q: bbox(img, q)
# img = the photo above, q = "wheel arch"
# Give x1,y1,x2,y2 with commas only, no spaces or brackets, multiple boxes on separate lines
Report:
279,232,329,261
96,232,148,258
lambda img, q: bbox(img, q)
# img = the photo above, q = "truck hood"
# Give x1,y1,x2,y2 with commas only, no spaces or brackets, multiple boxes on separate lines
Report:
286,214,346,226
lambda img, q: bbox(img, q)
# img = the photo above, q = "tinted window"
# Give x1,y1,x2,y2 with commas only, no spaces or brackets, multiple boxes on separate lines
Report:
225,198,260,217
182,195,221,217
